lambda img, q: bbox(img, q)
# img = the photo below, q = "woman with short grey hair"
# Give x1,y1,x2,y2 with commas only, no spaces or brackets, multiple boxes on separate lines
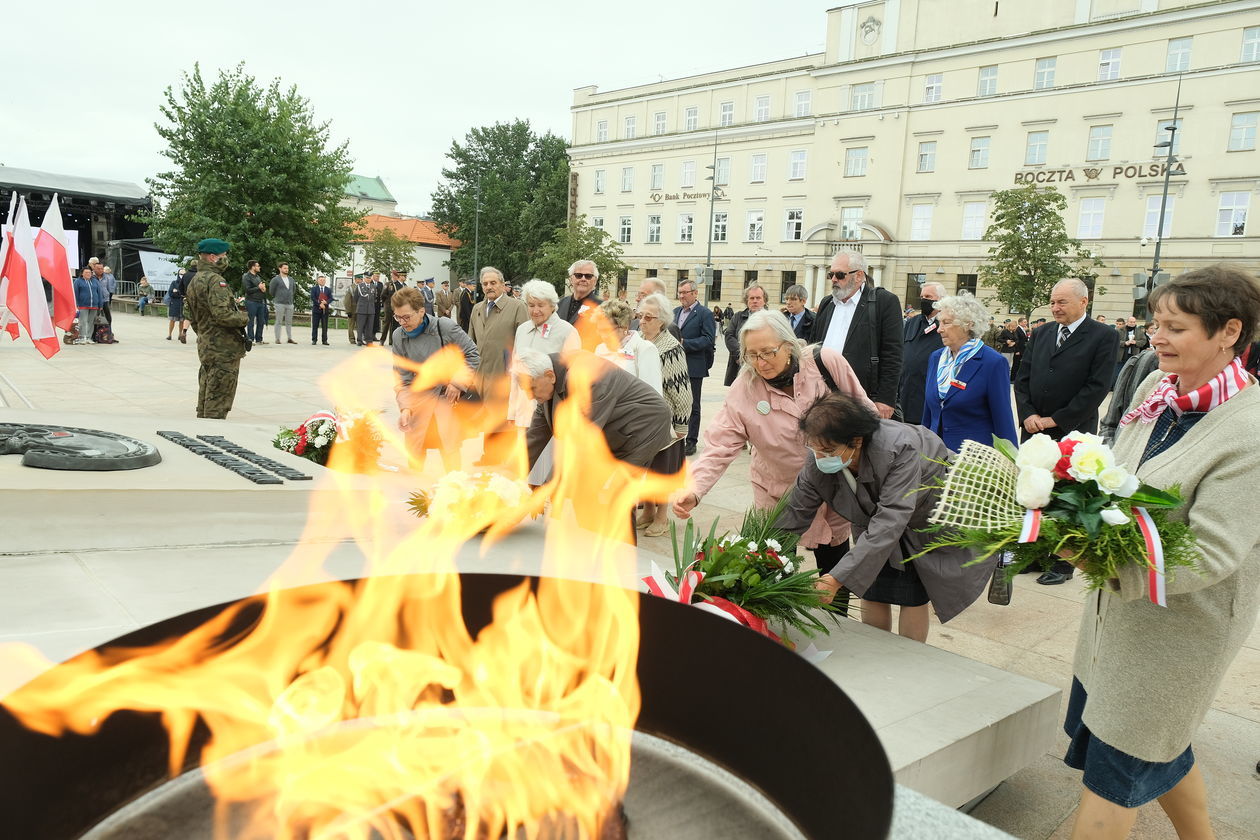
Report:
509,279,579,429
933,294,991,341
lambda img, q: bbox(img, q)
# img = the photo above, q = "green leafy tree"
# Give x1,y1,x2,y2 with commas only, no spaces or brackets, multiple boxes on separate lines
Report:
430,120,570,282
979,184,1105,314
528,219,631,296
360,227,415,276
137,63,364,310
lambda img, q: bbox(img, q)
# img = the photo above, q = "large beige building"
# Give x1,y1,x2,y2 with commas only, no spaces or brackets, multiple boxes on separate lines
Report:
568,0,1259,320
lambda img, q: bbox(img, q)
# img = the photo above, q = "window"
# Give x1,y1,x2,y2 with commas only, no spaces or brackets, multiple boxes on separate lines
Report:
917,141,936,173
910,204,933,241
650,163,664,190
719,100,734,126
905,275,926,309
789,149,808,180
746,210,764,242
1228,112,1258,151
678,213,694,242
1143,196,1173,239
595,120,608,142
795,90,811,117
1217,192,1249,236
653,111,666,135
961,201,987,240
594,169,606,194
1087,125,1112,161
708,271,723,302
969,136,991,169
680,160,696,187
744,270,759,287
977,65,998,97
591,216,604,230
784,209,804,241
844,146,868,177
1025,130,1049,166
1098,48,1121,81
1155,119,1182,156
714,157,731,185
1034,57,1056,90
623,116,636,139
956,274,978,296
1166,37,1191,73
618,216,632,244
780,271,797,302
924,73,942,103
1243,26,1260,63
684,106,699,131
677,269,689,285
645,269,657,278
1077,198,1106,238
621,166,634,192
754,95,770,122
851,83,876,110
840,207,863,240
712,212,728,242
750,153,767,182
647,214,662,244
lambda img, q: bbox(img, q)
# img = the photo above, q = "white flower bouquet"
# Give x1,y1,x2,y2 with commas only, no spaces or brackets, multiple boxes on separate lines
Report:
407,471,531,531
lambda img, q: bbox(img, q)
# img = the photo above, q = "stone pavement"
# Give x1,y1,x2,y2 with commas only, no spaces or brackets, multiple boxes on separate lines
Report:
1,310,1257,838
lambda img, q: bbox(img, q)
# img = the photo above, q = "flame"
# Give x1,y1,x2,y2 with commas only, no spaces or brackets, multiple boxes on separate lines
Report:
2,344,686,839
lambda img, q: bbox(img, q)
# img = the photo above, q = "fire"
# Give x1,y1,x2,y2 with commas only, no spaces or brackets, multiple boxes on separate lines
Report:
2,344,686,839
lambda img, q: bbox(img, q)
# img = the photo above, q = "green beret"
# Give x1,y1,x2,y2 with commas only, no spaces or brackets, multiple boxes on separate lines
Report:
196,238,230,254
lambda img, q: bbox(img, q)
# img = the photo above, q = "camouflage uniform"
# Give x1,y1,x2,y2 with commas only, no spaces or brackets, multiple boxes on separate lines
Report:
185,257,249,419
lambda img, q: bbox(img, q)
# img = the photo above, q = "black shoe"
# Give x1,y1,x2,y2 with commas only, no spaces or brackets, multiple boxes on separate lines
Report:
1036,571,1072,586
684,443,697,456
321,341,329,345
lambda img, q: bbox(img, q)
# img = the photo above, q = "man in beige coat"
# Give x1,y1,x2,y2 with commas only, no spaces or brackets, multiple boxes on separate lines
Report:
435,280,454,318
469,266,528,463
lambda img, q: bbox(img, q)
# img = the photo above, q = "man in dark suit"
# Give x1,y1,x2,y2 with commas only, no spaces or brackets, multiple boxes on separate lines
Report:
456,278,476,332
309,274,334,345
672,279,715,456
1014,278,1121,585
781,283,814,339
809,250,903,418
897,281,945,426
1011,317,1030,383
557,259,604,349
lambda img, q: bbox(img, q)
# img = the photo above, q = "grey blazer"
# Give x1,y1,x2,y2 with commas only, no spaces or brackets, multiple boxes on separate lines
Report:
269,275,296,305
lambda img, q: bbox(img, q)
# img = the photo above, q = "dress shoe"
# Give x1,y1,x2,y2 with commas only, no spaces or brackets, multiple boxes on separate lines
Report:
166,336,172,341
287,339,297,344
1036,571,1072,585
257,340,268,345
684,443,697,456
321,341,329,345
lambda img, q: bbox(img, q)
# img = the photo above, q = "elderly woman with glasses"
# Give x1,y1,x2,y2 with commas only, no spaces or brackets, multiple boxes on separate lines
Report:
508,279,580,430
920,293,1018,452
674,309,875,579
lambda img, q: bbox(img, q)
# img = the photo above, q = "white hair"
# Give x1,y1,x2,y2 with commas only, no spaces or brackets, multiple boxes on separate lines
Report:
738,309,802,379
1053,278,1090,299
922,281,947,298
639,276,667,296
934,294,991,340
520,279,559,307
833,250,867,273
638,292,673,322
568,259,599,279
512,349,554,379
479,266,504,283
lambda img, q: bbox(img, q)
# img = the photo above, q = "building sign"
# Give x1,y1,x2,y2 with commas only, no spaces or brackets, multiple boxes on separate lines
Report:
648,191,716,203
1013,162,1186,184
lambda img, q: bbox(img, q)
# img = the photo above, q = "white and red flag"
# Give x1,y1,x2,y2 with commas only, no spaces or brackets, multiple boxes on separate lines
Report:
1,195,59,358
34,194,75,331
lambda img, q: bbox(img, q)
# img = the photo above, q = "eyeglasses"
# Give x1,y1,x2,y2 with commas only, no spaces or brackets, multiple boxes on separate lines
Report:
639,313,658,322
744,342,788,363
571,272,595,280
394,312,419,323
827,269,860,280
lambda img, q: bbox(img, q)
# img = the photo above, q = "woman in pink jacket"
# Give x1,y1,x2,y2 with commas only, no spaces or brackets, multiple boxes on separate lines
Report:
673,309,877,576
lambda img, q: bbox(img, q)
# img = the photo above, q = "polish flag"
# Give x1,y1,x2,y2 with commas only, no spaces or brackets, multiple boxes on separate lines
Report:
1,195,59,358
0,204,15,339
34,194,75,331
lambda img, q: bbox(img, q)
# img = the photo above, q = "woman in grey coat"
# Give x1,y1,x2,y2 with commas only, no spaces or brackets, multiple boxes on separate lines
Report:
776,391,995,642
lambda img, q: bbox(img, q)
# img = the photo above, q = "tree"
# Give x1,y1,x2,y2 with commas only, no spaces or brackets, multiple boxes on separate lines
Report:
138,63,364,310
430,120,570,283
979,184,1105,314
528,219,631,296
360,227,415,276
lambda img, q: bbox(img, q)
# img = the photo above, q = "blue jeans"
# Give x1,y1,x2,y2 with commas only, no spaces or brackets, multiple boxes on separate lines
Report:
137,295,149,315
246,300,268,341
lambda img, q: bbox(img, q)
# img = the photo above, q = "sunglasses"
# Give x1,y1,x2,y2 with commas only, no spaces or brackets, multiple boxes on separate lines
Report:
828,269,860,280
572,272,595,280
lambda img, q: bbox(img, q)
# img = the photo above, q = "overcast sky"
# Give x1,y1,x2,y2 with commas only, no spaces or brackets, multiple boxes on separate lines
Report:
2,0,826,216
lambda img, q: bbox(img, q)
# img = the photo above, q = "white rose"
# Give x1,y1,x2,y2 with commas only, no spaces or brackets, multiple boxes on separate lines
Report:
1015,467,1055,510
1015,434,1060,472
747,540,759,551
1100,507,1130,526
765,538,782,553
1064,431,1105,447
1067,442,1115,482
1095,466,1139,498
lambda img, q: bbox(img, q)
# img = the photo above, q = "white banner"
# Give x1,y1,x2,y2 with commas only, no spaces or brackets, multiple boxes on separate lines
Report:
138,251,183,292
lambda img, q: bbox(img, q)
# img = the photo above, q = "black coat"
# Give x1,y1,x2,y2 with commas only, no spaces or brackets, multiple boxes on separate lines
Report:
722,308,753,386
808,285,904,407
1013,317,1121,440
898,314,944,426
782,307,815,339
672,303,716,379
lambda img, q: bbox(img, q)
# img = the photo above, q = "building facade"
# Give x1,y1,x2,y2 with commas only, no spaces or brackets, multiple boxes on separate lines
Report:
336,214,457,299
568,0,1259,320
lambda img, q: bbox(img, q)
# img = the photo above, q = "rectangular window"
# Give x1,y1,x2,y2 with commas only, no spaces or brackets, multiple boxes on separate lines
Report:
750,153,767,182
653,111,666,135
789,149,808,180
917,141,937,173
1166,37,1191,73
708,271,723,302
1087,125,1112,161
746,210,764,242
844,146,868,177
840,207,863,240
1155,119,1182,156
650,163,664,190
905,275,926,310
784,209,804,241
851,83,876,110
780,271,797,302
969,136,991,169
594,169,605,194
595,120,608,142
1077,197,1106,239
744,270,759,287
647,214,662,244
1098,48,1121,81
684,106,699,131
795,90,812,117
712,212,728,242
678,213,694,243
977,65,998,97
623,116,636,139
961,201,987,240
1243,26,1260,63
680,160,696,187
910,204,933,241
1143,196,1173,239
618,216,632,244
1217,191,1249,236
1025,130,1049,165
591,216,604,230
621,166,634,192
677,269,689,285
956,274,978,296
754,95,770,121
924,73,942,103
719,100,734,126
1228,112,1258,151
645,269,657,278
714,157,731,185
1034,57,1056,90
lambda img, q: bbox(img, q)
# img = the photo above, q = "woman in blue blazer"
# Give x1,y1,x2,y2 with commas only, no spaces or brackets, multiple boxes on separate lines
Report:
921,295,1018,452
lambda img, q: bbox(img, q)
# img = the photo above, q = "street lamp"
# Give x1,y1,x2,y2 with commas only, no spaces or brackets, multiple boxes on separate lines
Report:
472,176,482,283
1137,73,1183,315
702,132,721,290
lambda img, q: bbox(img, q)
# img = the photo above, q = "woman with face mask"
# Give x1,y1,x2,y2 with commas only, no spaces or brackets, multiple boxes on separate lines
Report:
773,391,998,642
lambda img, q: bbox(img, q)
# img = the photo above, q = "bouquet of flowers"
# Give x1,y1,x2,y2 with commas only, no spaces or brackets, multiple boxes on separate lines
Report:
919,433,1199,603
407,471,531,531
273,412,340,465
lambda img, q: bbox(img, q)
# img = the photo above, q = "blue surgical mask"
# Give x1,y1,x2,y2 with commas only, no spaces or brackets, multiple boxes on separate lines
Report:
813,451,852,474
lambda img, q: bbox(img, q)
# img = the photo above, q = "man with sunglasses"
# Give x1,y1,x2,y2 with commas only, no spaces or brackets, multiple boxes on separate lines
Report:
809,250,903,419
557,260,604,349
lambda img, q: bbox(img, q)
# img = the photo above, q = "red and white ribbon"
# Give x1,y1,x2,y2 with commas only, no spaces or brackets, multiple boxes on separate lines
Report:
642,561,704,605
1018,509,1042,543
1133,507,1167,607
304,410,348,442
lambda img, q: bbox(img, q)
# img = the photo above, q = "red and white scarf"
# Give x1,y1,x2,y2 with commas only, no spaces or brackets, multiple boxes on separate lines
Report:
1119,356,1249,428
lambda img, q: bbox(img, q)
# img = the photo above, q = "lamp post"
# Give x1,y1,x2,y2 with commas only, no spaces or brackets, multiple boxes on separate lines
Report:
702,132,722,294
472,176,482,283
1141,73,1183,316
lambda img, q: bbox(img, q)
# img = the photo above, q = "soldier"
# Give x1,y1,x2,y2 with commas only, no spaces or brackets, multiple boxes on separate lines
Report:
380,270,407,338
435,279,454,318
185,238,249,419
342,275,358,345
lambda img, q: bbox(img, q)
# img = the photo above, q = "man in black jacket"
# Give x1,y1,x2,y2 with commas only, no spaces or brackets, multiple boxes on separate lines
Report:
672,279,715,456
809,250,903,418
897,280,945,425
722,283,767,385
781,283,814,339
556,259,604,349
